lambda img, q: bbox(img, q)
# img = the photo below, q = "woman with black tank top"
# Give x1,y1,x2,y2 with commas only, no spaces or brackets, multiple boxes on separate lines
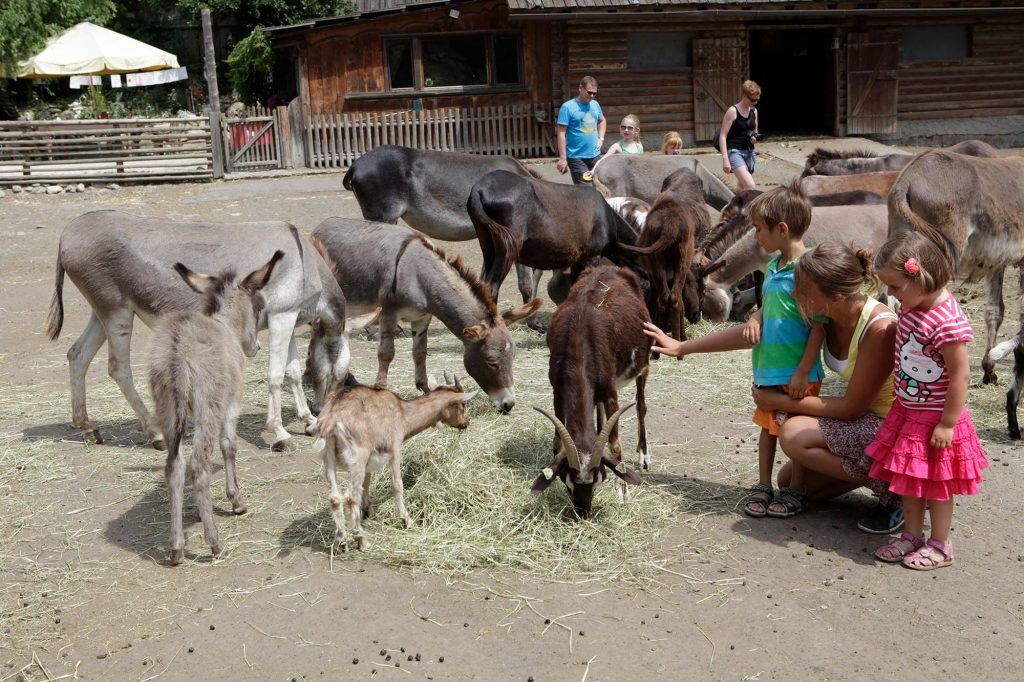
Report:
717,80,762,191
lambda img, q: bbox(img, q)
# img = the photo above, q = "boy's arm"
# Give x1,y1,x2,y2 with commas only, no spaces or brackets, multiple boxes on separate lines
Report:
643,321,754,358
788,322,824,399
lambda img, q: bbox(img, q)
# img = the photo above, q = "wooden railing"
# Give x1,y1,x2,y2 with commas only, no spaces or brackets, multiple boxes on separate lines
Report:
0,117,213,185
306,104,554,168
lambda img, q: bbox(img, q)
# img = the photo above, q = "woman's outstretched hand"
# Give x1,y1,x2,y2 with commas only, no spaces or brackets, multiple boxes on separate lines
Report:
642,321,685,358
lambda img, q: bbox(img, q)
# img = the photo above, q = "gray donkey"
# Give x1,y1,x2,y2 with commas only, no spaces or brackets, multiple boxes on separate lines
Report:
46,210,349,451
311,218,539,413
149,250,283,565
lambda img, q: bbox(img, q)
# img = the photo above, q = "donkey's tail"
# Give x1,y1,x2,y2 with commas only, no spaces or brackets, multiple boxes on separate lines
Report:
888,169,961,271
342,164,356,191
467,185,520,267
45,254,66,341
987,330,1024,363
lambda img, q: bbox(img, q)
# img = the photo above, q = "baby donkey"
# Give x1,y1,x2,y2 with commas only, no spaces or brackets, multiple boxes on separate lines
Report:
149,250,284,565
314,373,476,551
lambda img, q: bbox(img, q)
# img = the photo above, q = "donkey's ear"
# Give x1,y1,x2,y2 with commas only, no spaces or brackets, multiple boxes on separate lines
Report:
241,250,285,295
503,298,542,325
462,323,491,341
173,263,215,294
700,258,728,279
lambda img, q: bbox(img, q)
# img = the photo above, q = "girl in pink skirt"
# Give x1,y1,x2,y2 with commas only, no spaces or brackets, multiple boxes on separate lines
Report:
867,231,988,570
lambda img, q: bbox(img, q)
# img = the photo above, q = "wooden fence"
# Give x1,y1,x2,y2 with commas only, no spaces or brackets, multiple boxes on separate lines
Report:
222,105,284,172
306,104,554,169
0,118,213,185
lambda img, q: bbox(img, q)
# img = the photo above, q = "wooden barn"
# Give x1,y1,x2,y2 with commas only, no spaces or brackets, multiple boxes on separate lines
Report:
266,0,1024,161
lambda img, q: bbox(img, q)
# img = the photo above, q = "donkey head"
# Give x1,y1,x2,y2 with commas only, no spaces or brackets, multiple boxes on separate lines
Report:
174,250,285,357
691,252,729,322
531,403,641,518
461,298,541,414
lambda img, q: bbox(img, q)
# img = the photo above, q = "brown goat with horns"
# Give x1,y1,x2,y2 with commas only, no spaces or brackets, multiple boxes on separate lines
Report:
532,265,651,517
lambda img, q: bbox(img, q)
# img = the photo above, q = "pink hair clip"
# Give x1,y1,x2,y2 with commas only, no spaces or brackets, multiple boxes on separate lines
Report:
904,258,920,275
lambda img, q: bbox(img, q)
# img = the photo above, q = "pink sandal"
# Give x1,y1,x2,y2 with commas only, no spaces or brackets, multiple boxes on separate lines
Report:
903,539,954,571
874,531,925,563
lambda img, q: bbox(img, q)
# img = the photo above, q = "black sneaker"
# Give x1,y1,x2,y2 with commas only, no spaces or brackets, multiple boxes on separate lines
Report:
857,503,904,534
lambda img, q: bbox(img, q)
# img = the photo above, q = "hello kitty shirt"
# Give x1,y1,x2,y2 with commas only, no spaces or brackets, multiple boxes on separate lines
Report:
893,294,973,411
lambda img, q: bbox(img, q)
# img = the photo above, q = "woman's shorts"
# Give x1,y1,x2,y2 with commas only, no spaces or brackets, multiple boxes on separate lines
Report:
728,148,757,174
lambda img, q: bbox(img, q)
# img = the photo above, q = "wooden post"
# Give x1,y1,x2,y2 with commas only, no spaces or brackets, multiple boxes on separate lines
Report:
202,9,225,178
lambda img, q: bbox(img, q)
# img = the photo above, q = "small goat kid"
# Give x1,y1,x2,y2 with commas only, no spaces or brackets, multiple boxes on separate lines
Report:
148,251,284,566
314,375,476,551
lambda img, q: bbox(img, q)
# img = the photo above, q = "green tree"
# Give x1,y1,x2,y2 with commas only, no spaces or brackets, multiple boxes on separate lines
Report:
173,0,356,105
0,0,116,71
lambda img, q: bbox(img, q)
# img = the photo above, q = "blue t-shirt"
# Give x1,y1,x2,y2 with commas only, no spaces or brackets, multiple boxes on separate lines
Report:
557,98,603,159
751,254,825,387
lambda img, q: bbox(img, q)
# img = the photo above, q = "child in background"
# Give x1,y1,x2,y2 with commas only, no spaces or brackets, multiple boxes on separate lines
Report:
867,230,988,570
643,182,825,517
661,131,684,155
584,114,643,182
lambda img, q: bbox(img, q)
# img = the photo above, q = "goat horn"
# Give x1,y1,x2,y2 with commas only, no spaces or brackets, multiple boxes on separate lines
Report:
454,374,463,392
443,370,454,387
533,407,580,472
591,402,636,469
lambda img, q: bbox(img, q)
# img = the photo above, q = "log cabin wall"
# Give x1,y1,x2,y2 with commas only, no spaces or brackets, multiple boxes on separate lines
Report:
562,19,747,146
556,10,1024,146
297,0,551,115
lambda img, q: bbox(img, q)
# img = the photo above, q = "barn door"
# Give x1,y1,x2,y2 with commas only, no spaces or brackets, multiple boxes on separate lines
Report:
692,36,746,143
846,31,899,135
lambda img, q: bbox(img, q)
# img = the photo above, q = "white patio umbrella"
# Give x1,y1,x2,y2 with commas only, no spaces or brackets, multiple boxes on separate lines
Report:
17,22,179,78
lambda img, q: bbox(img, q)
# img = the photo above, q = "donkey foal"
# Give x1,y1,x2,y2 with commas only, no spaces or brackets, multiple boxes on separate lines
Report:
314,374,475,551
148,251,284,565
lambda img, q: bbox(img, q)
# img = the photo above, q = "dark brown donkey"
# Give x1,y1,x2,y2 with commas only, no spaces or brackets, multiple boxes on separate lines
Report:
468,170,646,331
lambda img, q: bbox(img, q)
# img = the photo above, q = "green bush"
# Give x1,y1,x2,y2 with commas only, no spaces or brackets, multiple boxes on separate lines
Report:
227,26,274,106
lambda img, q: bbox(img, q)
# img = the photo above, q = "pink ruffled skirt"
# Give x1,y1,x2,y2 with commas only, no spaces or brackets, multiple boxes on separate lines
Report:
866,400,988,501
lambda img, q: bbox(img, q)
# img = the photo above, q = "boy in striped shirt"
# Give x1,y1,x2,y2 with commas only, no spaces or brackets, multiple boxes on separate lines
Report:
643,183,824,518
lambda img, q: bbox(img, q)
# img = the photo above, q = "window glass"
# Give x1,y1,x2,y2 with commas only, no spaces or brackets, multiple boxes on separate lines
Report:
387,39,414,89
627,32,694,69
494,36,522,84
422,37,488,87
903,26,969,60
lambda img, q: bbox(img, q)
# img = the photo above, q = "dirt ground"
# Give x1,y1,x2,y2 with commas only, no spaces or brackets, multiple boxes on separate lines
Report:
1,140,1023,682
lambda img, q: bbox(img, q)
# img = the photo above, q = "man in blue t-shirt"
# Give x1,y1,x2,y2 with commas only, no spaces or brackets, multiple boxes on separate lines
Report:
556,76,606,185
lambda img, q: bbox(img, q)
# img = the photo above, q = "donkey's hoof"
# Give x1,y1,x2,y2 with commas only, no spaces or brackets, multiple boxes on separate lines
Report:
353,535,368,551
333,532,349,553
639,452,651,471
304,421,319,437
271,437,294,453
168,548,184,566
151,437,166,451
231,498,248,515
83,428,104,445
211,543,227,560
401,516,414,529
982,370,998,385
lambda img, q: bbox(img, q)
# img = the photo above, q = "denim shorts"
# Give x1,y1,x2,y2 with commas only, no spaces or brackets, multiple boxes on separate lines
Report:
728,148,757,174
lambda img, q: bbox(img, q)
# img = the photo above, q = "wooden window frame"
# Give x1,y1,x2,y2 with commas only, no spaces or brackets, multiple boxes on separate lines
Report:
383,31,524,94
